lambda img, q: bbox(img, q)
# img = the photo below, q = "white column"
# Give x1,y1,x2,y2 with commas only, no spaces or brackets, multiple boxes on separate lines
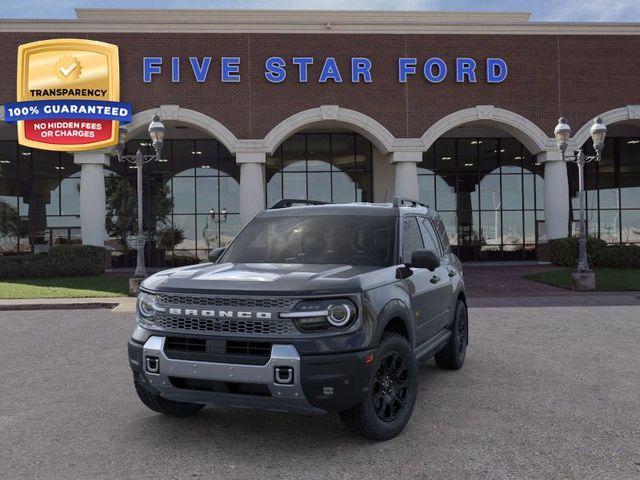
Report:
538,151,569,239
391,151,421,200
237,151,266,226
74,151,110,246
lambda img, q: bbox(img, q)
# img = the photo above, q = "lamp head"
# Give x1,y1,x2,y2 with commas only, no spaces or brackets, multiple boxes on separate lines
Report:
148,114,165,157
590,116,607,155
554,117,571,153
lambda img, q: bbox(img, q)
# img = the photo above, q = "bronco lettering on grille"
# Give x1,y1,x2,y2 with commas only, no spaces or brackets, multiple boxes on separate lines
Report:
166,308,272,319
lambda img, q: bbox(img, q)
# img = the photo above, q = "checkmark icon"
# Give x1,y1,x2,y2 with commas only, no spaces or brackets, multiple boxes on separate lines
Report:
59,62,78,77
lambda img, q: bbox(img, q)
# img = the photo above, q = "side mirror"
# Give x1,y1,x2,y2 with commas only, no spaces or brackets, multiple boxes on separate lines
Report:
409,249,440,271
208,247,226,263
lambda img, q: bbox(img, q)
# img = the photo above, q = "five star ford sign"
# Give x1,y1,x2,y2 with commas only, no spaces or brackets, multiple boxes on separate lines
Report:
3,39,132,152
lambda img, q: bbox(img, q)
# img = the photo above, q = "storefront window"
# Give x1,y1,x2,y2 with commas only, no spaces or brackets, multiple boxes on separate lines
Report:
266,133,373,207
569,137,640,245
419,137,543,260
104,138,240,267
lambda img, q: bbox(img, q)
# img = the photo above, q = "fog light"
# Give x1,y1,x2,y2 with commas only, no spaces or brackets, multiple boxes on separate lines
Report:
145,356,159,374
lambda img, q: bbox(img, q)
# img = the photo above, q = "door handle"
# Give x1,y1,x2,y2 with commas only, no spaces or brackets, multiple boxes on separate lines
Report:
430,275,440,284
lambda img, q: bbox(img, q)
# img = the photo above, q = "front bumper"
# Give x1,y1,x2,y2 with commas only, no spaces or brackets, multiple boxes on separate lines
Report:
129,336,375,415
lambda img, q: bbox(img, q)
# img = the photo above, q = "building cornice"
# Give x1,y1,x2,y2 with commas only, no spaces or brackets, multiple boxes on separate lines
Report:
0,9,639,35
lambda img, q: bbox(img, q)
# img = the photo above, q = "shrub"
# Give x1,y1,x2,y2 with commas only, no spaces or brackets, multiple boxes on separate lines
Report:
550,237,640,268
0,245,106,279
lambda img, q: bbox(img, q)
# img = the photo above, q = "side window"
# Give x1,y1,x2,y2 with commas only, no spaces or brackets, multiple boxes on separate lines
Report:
433,216,451,253
418,217,442,257
401,217,424,264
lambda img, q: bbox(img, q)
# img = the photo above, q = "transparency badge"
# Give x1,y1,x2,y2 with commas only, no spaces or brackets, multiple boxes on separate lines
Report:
4,39,132,151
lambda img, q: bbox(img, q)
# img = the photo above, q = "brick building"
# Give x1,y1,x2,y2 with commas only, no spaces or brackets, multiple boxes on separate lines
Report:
0,9,639,264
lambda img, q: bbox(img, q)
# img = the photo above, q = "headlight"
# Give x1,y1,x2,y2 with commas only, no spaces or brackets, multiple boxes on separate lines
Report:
281,299,357,332
137,292,160,318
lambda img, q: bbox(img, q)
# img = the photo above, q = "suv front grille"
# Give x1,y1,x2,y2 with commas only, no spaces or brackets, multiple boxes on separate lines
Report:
157,294,297,309
152,315,297,336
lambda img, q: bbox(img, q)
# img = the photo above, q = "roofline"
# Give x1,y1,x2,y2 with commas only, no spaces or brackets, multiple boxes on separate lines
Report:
0,9,638,35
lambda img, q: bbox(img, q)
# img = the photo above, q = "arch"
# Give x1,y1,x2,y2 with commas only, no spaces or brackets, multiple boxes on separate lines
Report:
420,106,552,154
572,105,640,148
127,105,239,154
263,105,396,155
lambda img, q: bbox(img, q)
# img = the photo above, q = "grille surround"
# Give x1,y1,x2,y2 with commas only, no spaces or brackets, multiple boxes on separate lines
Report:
156,294,297,309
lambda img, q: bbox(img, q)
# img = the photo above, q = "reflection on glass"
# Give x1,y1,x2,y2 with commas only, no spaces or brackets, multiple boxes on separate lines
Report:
60,177,80,215
436,176,456,210
479,175,500,211
599,210,620,243
331,171,353,204
172,214,196,250
418,175,435,207
196,177,219,214
501,175,523,210
308,172,332,202
283,172,306,199
268,133,372,205
621,210,640,243
172,177,195,214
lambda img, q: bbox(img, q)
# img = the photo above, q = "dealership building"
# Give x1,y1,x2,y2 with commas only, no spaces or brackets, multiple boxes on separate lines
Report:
0,9,639,265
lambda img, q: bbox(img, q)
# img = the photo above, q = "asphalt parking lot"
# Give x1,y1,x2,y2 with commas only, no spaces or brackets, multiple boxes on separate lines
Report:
1,306,639,480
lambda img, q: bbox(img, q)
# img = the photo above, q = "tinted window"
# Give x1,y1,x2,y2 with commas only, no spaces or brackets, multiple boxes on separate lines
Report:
221,215,395,266
433,216,451,253
401,217,424,264
419,217,442,257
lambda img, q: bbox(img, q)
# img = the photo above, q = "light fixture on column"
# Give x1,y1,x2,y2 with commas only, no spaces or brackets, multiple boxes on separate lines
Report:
552,116,607,289
113,113,166,278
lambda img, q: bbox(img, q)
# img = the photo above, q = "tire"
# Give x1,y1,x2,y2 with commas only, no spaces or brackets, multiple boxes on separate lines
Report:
339,332,418,441
435,299,468,370
133,375,205,417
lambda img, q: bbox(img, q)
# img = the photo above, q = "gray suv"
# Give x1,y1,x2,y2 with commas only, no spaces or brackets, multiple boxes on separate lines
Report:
128,197,468,440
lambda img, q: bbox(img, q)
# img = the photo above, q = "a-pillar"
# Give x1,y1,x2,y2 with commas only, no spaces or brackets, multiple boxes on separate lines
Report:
73,150,110,246
538,151,569,239
391,151,421,200
237,151,266,226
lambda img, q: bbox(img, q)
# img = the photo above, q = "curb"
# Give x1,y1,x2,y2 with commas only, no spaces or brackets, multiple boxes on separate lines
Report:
0,302,121,311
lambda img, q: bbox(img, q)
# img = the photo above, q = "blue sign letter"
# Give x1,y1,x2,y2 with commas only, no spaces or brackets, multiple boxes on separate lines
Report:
456,58,477,83
424,58,447,83
143,57,162,83
319,57,342,83
171,57,180,83
221,57,241,83
189,57,211,83
487,58,508,83
351,57,372,83
398,58,417,83
265,57,287,83
292,57,313,83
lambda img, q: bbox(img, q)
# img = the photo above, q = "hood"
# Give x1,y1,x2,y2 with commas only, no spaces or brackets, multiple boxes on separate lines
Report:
142,262,397,295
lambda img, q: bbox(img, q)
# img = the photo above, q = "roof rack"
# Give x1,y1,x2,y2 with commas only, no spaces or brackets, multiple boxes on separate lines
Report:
392,196,429,209
269,199,329,209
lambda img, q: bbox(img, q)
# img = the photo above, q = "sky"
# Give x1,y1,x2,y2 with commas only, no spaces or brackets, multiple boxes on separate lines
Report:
1,0,639,22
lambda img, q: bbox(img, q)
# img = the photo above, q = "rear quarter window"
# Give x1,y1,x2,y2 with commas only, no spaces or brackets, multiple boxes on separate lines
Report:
433,216,451,253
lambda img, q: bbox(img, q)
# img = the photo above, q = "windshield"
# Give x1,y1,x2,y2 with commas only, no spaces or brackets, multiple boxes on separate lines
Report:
220,215,396,266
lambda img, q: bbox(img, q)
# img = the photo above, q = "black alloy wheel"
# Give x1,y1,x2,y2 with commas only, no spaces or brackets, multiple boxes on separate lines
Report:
372,350,409,422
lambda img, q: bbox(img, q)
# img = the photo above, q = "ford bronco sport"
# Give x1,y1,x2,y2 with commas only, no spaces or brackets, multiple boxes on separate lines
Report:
128,197,468,440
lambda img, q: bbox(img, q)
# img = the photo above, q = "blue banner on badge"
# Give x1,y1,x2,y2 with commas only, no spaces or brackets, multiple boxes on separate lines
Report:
4,99,132,123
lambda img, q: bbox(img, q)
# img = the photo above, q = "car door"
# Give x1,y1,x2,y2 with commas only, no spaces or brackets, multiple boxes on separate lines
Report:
418,216,454,333
400,216,440,346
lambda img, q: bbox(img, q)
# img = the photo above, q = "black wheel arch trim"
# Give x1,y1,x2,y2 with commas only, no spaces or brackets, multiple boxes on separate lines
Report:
374,299,415,348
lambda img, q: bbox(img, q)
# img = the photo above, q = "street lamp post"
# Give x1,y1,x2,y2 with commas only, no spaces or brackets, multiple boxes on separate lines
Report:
553,116,607,287
113,114,166,278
